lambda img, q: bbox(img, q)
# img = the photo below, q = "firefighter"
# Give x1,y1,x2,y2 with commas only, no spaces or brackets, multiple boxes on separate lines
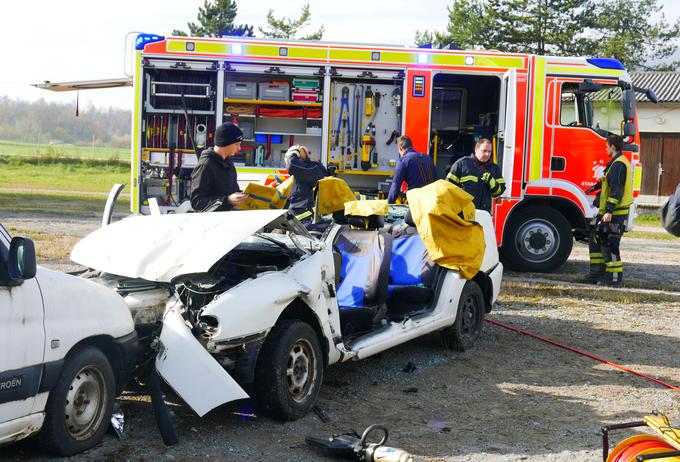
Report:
190,123,248,212
446,138,505,213
584,134,633,286
387,135,436,204
284,145,327,222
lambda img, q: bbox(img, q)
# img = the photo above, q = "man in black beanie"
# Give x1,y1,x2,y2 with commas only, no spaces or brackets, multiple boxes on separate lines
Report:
190,123,248,211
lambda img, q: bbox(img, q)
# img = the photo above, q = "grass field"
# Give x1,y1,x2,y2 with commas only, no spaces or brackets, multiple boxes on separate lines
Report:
0,139,129,160
0,156,129,193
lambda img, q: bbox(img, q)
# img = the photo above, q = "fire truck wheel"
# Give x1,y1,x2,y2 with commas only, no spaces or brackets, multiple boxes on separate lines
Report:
501,206,573,272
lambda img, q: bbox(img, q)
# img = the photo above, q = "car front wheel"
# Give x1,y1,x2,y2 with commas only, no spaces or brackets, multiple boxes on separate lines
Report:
40,346,115,456
255,320,323,420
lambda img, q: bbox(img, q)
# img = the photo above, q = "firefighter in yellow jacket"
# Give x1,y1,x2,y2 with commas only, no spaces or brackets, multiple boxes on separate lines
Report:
584,134,634,287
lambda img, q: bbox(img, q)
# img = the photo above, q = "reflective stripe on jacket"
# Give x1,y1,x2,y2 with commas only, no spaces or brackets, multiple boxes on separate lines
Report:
598,154,633,216
446,154,505,213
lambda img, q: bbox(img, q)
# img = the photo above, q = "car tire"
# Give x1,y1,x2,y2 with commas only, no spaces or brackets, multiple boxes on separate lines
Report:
443,281,484,352
501,206,573,272
40,346,115,456
254,320,323,421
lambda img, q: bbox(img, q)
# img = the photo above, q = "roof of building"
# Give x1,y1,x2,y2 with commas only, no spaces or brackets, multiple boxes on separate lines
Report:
631,71,680,103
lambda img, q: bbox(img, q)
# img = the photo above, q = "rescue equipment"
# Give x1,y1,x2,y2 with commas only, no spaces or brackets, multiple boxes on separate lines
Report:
306,424,414,462
602,414,680,461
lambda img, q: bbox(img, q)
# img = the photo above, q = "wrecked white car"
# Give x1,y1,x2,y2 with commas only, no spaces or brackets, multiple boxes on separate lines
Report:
70,183,503,422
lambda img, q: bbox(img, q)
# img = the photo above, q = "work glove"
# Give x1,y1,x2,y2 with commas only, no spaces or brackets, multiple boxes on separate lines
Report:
585,182,601,194
481,172,497,190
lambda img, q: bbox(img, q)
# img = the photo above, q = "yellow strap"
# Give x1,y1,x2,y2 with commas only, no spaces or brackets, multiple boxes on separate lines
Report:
295,210,312,220
460,175,478,183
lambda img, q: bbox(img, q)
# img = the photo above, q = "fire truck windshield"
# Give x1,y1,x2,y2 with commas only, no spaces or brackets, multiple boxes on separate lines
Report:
560,84,624,137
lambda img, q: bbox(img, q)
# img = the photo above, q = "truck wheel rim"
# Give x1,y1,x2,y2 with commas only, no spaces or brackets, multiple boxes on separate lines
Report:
516,219,559,263
64,366,107,441
287,338,316,403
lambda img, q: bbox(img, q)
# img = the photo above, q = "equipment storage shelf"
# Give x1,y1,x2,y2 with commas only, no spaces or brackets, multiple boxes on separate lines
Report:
224,98,321,107
139,59,221,209
223,70,323,170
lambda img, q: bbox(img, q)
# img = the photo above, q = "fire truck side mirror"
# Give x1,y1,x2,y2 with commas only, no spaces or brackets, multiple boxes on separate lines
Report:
623,121,636,137
622,89,636,121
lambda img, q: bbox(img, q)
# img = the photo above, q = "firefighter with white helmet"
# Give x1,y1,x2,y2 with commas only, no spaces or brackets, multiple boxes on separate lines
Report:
284,145,327,222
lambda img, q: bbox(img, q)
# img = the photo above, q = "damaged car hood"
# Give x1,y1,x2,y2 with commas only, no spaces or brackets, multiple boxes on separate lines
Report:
71,210,290,282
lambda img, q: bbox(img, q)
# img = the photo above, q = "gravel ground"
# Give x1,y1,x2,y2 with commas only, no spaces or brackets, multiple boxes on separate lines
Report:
1,213,679,461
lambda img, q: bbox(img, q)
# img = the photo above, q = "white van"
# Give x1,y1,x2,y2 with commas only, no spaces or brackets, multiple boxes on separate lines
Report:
0,223,137,456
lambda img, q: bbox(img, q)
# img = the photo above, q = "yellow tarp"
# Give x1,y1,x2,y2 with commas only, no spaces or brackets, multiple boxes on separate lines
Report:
406,180,485,279
315,177,356,215
235,176,295,210
344,199,388,217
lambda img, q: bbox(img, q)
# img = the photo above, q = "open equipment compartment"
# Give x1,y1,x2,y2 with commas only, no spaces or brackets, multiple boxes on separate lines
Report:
140,58,219,211
428,73,502,180
223,63,324,170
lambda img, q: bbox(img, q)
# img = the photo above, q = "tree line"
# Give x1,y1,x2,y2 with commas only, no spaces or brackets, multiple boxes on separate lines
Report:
0,97,131,148
175,0,679,70
415,0,679,70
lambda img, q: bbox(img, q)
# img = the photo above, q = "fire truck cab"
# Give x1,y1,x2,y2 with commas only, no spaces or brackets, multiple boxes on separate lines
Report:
129,33,642,272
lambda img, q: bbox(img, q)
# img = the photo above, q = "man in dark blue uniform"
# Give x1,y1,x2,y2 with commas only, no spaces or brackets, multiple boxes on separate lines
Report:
387,136,436,204
446,138,505,213
190,123,248,212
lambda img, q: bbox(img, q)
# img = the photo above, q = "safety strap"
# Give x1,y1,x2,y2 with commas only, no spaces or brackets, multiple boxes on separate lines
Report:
295,210,313,221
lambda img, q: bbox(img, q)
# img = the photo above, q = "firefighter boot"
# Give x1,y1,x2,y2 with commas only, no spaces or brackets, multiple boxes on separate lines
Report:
601,259,623,287
583,252,605,284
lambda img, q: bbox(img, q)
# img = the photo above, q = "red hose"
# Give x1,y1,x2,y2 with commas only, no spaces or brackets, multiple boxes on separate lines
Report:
485,318,680,392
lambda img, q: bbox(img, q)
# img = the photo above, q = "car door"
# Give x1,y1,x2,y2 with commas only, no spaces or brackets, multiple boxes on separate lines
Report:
0,224,46,426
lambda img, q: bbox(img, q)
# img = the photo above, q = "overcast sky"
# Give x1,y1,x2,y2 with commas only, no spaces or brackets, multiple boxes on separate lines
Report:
1,0,677,110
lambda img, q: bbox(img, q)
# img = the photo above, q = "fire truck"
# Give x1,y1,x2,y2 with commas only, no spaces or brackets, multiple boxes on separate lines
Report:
126,33,647,272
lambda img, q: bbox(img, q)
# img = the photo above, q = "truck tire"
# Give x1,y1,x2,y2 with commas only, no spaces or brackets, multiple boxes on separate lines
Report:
501,206,573,272
442,281,484,351
254,320,323,421
40,346,115,456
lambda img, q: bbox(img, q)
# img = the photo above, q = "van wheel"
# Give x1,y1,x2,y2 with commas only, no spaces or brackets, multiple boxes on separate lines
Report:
255,320,323,421
40,346,115,456
501,206,573,272
443,281,484,351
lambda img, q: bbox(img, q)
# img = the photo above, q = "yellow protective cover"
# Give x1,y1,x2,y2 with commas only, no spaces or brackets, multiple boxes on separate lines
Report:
344,199,388,217
315,177,357,215
406,180,485,280
235,176,295,210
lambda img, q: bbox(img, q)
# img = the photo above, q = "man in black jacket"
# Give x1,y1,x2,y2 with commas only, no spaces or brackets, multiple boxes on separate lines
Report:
190,123,248,212
584,134,633,286
284,145,327,221
446,138,505,213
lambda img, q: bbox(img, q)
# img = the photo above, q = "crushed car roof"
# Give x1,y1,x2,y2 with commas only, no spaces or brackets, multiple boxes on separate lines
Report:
71,210,289,282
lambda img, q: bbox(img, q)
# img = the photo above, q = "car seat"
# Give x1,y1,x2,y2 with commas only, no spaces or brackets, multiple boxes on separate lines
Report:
334,211,392,336
385,210,436,320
